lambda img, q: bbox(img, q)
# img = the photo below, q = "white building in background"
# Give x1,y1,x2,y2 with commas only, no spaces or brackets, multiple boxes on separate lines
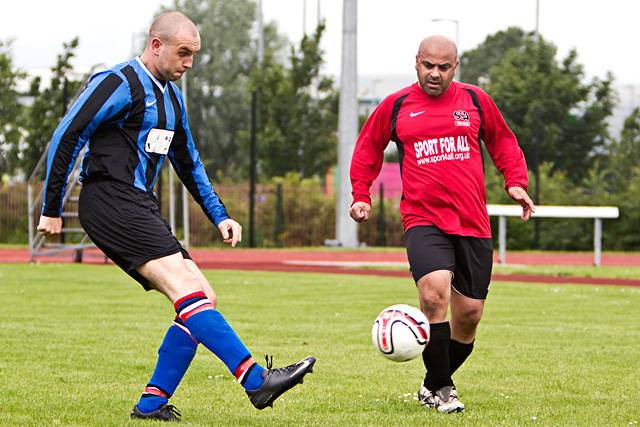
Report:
358,75,640,142
357,74,414,116
16,70,640,141
609,84,640,139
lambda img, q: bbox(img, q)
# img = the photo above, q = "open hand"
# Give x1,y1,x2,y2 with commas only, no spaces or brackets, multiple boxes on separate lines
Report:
218,219,242,247
507,187,535,221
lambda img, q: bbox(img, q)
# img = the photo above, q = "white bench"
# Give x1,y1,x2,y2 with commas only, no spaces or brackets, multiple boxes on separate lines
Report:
487,205,620,266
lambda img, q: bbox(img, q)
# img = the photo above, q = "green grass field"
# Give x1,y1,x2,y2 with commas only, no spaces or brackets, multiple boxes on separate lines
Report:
359,262,640,279
1,263,639,426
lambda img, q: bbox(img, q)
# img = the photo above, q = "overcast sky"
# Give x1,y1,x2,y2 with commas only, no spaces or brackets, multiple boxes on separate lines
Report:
2,0,638,88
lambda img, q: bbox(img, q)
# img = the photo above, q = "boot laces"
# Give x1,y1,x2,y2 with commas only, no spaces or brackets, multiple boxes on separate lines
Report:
263,354,297,374
163,404,181,418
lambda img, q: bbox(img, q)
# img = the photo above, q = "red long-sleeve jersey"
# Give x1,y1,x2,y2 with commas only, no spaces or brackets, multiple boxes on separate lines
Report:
350,81,528,238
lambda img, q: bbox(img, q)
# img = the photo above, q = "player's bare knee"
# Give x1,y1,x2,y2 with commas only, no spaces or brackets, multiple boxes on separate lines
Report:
459,304,483,327
419,288,448,309
418,289,449,320
204,288,218,307
417,269,450,294
170,270,204,296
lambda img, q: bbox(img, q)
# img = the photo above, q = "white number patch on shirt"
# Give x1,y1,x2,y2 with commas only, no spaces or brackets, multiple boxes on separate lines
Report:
145,128,174,155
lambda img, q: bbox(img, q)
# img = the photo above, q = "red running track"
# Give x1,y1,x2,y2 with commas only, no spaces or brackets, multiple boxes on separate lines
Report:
1,247,639,287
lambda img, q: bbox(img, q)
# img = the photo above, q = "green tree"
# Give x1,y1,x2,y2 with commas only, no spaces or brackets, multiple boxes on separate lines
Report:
0,41,25,175
608,107,640,186
251,22,338,178
165,0,286,180
459,27,527,85
608,166,640,250
19,38,83,178
486,36,614,185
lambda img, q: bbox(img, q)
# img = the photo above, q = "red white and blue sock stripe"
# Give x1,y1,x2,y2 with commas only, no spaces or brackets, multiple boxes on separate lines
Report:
174,291,214,322
142,385,169,399
173,291,265,391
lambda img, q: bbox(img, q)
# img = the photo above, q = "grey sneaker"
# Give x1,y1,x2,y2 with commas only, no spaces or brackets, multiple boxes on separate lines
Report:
418,385,437,408
434,386,465,413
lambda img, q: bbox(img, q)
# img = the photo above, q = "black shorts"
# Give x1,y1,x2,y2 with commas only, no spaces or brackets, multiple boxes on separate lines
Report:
405,225,493,300
78,178,190,290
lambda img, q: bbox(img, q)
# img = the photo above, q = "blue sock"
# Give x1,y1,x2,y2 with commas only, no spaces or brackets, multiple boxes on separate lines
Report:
136,320,197,413
174,291,265,390
242,362,266,391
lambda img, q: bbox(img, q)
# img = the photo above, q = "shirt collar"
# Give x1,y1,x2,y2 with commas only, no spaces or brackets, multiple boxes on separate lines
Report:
135,56,166,93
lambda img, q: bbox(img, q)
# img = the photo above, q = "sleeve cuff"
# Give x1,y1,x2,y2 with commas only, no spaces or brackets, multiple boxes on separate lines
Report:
213,215,231,227
41,207,61,218
351,195,372,206
504,181,528,192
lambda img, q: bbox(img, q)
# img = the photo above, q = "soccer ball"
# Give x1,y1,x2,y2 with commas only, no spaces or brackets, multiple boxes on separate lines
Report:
371,304,430,362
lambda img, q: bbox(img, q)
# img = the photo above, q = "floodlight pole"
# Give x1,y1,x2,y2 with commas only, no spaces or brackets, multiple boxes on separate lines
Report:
532,0,541,247
249,0,264,248
335,0,359,248
180,75,190,249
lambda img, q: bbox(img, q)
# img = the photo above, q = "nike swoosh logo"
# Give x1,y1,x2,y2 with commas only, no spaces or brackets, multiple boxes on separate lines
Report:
146,100,157,107
292,359,311,377
410,110,425,117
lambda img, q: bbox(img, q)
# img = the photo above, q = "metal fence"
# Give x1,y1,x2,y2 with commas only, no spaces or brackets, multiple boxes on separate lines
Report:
0,179,403,247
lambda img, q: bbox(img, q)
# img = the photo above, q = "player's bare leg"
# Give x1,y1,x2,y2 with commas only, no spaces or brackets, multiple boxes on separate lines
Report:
184,258,217,306
133,252,314,419
416,270,464,413
416,270,452,322
449,290,484,344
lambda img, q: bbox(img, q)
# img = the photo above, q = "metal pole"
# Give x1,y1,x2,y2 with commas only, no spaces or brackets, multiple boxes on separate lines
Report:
303,0,307,34
181,74,190,249
257,0,264,63
532,107,541,248
169,166,176,232
182,186,189,248
248,0,263,248
28,183,34,260
249,92,257,248
535,0,540,40
499,215,507,264
335,0,359,247
594,218,602,266
377,183,386,247
532,1,541,247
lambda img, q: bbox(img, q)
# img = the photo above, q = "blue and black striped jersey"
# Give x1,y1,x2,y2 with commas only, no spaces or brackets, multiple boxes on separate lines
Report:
42,57,229,225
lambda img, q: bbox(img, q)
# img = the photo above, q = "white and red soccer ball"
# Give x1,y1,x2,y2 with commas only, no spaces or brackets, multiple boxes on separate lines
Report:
371,304,430,362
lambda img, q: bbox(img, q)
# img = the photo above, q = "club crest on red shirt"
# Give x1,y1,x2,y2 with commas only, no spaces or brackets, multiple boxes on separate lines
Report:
453,110,470,127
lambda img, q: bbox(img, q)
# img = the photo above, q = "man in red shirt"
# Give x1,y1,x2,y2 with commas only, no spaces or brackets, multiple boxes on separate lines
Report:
350,35,534,413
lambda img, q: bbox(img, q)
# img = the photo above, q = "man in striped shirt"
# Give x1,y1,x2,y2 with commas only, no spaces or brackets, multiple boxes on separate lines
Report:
37,11,314,421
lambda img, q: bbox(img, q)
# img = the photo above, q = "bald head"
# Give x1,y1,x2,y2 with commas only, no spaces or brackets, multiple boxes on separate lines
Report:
415,35,458,96
141,11,201,82
418,35,458,59
148,11,199,44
